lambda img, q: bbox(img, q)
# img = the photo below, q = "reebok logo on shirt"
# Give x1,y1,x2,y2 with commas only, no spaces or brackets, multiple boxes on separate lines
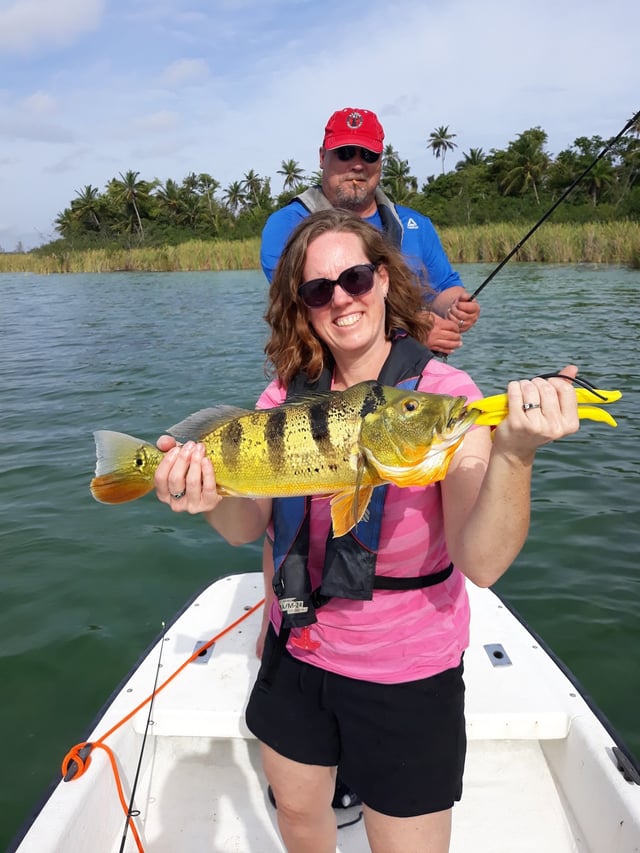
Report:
406,217,419,229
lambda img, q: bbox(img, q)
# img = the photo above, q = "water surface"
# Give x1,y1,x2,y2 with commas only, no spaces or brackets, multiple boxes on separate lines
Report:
1,265,639,846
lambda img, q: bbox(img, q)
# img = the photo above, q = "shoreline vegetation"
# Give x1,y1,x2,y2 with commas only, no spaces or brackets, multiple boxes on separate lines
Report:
2,221,640,275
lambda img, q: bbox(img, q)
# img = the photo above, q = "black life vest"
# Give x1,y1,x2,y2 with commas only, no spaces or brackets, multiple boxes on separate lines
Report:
272,331,453,631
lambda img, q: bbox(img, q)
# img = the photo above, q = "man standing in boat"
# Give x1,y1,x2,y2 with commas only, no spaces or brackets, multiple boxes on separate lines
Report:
261,106,481,358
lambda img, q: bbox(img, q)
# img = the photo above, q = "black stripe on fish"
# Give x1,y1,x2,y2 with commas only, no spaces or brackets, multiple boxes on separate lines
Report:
359,383,386,418
265,408,287,468
220,419,244,469
308,401,330,444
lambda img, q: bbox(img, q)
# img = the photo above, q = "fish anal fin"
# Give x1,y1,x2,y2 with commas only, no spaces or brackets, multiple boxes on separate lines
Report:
329,485,374,538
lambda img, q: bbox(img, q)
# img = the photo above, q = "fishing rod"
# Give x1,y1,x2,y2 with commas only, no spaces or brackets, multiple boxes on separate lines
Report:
118,621,166,853
470,108,640,300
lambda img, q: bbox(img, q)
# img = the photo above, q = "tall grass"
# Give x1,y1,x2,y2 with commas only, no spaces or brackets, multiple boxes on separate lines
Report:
2,223,640,274
0,238,261,275
438,221,640,265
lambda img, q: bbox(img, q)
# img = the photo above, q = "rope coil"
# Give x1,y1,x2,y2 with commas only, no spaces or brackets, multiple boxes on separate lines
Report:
61,596,265,852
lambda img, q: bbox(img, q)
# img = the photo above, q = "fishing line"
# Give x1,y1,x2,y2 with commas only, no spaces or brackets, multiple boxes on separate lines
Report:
470,108,640,300
118,621,166,853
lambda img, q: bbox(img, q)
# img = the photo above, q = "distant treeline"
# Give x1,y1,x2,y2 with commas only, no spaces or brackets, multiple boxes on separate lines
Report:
2,121,639,266
2,222,639,274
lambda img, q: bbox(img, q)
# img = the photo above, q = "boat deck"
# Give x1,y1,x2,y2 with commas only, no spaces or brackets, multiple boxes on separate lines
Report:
14,573,640,853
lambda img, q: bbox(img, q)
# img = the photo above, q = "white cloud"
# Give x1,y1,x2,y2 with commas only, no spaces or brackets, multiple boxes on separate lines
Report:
161,58,209,87
1,0,638,249
132,110,180,133
23,90,57,114
0,0,105,54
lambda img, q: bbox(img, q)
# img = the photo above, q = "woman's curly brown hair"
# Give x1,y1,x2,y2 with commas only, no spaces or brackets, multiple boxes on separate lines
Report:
264,209,435,384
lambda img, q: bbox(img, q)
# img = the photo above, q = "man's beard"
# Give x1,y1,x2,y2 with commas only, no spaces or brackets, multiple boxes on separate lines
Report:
333,179,371,211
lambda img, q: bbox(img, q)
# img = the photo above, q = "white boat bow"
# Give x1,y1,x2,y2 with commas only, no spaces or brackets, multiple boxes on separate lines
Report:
10,572,640,852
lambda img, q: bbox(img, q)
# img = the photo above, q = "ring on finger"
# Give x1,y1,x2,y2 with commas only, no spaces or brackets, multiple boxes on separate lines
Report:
522,402,541,412
171,490,186,499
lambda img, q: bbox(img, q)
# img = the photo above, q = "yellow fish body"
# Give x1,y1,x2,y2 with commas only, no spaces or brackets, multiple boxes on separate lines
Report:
90,379,621,537
91,381,478,537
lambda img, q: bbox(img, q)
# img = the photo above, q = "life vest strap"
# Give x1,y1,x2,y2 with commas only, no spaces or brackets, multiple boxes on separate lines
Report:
372,563,453,590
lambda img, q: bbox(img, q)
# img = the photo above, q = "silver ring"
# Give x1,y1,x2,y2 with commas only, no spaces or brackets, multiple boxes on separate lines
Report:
522,402,541,412
458,319,464,328
170,490,186,499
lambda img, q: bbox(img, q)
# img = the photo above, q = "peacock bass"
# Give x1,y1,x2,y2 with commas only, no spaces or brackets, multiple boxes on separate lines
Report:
90,380,621,537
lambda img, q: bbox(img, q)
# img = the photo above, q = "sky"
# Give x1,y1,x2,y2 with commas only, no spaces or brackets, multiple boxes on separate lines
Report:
1,0,638,250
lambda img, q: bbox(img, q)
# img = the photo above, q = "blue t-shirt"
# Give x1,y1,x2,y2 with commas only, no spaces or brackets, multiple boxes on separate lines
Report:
260,199,463,295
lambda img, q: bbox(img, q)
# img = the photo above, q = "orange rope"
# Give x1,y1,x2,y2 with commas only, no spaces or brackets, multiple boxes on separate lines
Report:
61,596,265,851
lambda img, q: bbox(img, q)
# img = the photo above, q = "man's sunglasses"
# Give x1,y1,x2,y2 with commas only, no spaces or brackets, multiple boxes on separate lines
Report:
298,263,377,308
334,146,381,164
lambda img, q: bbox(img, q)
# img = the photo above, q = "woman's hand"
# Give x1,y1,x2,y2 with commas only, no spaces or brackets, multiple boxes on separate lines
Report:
154,436,223,514
493,364,581,462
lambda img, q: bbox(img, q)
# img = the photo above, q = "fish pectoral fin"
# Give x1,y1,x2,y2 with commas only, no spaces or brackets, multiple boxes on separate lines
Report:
329,486,374,538
168,405,252,442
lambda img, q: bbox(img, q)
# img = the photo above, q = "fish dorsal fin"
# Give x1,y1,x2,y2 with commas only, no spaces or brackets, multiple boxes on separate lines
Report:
168,406,252,442
283,388,344,408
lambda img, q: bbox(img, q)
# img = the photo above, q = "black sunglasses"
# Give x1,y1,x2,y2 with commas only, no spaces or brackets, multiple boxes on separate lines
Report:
298,263,377,308
334,146,380,164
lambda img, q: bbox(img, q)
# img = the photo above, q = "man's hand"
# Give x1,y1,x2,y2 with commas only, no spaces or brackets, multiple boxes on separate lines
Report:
427,314,463,355
447,293,480,332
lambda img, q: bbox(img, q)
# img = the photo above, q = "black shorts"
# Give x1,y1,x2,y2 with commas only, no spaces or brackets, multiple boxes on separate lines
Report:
245,626,466,818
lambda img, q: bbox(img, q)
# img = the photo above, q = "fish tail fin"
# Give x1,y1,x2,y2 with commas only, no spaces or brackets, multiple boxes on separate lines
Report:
90,430,163,504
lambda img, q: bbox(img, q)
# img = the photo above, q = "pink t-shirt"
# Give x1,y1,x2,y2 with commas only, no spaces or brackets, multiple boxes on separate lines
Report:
257,359,483,684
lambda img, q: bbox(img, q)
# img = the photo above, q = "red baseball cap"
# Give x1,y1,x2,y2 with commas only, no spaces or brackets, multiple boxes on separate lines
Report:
323,107,385,154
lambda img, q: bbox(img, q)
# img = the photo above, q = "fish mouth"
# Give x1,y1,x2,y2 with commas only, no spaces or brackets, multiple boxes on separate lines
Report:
445,399,480,440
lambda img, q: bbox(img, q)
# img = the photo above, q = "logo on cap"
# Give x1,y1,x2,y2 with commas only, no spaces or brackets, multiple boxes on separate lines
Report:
346,111,364,130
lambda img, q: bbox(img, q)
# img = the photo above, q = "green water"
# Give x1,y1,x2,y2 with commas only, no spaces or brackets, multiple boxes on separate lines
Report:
1,265,639,847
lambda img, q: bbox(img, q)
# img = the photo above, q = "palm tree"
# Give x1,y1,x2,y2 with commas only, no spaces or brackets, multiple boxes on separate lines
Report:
496,128,549,204
223,181,246,215
155,178,183,223
381,157,418,203
459,148,486,168
73,185,102,230
196,173,222,232
382,144,400,166
242,169,263,208
427,125,458,174
54,208,76,239
277,159,305,192
112,170,149,238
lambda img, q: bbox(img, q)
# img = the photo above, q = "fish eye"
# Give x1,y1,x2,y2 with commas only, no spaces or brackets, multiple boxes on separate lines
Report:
403,399,419,413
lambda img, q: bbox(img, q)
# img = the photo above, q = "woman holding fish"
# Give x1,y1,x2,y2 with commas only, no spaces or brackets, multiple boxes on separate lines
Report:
153,210,581,853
